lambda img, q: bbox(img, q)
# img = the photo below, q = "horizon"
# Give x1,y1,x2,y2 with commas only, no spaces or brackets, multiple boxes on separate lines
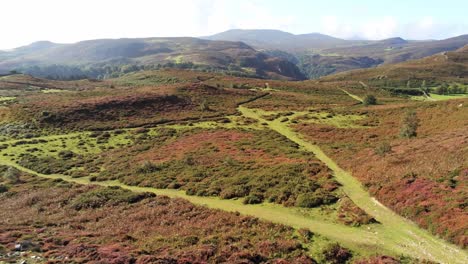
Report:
1,0,467,50
2,29,465,51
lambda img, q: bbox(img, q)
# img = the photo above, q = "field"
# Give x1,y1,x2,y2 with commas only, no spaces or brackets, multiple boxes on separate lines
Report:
0,70,467,263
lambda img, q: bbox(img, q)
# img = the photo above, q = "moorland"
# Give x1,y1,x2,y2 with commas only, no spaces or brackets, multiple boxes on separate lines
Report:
0,33,467,264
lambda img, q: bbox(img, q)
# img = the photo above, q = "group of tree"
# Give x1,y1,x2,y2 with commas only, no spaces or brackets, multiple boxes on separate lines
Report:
433,83,467,95
12,62,258,81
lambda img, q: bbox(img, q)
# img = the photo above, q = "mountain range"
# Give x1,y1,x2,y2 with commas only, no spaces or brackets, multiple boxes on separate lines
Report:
0,29,467,80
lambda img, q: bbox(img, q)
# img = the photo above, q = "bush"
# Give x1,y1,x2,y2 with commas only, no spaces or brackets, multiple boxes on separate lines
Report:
0,184,8,193
3,167,20,183
137,161,162,174
58,150,75,159
295,191,338,208
295,193,324,208
71,186,155,210
374,142,392,156
400,110,419,138
220,185,249,199
322,243,352,264
363,95,377,105
243,194,264,204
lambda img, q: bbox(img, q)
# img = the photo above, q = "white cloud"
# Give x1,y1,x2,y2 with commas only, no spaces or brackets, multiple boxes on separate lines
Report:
0,0,466,49
360,16,398,39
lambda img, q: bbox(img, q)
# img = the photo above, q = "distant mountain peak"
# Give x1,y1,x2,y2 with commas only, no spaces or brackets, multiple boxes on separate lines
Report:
378,37,408,45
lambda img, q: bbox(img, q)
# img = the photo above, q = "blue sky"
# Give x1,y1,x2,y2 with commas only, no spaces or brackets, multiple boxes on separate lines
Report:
1,0,467,49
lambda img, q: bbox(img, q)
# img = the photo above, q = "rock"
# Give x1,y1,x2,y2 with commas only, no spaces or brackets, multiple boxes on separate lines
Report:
15,244,22,251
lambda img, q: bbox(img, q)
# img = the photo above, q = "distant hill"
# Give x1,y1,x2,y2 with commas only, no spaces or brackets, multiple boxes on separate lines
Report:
205,29,353,51
205,29,468,79
0,37,305,80
321,45,468,83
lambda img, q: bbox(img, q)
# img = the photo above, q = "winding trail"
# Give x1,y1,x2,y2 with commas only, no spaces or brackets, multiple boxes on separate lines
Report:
239,106,467,264
0,103,466,262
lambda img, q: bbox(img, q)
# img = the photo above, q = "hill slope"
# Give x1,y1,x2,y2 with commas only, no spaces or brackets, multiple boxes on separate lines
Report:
206,30,468,78
0,37,305,80
321,44,468,83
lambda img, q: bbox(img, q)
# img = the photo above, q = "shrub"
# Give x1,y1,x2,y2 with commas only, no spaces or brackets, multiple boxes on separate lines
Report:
295,191,338,208
137,161,161,174
295,193,323,208
58,150,75,159
322,243,352,264
220,185,249,199
0,184,8,193
374,142,392,156
71,186,155,210
400,110,419,138
363,95,377,105
200,100,211,111
3,167,20,184
243,194,264,204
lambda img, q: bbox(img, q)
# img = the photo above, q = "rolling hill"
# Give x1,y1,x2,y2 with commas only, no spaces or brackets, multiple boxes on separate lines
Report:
205,29,468,78
205,29,352,51
321,44,468,83
0,37,305,80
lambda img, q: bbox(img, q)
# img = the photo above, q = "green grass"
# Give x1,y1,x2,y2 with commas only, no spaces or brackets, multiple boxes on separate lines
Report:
294,111,367,128
0,96,15,102
411,93,468,101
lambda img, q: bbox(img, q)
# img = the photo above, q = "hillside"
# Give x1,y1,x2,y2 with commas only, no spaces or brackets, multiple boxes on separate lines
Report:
321,44,468,83
206,30,468,78
0,38,305,80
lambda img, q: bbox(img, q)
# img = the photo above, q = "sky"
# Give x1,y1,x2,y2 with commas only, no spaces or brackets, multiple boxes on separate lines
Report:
1,0,467,49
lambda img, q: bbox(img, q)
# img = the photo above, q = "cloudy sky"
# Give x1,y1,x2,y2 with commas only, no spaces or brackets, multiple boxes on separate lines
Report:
1,0,467,49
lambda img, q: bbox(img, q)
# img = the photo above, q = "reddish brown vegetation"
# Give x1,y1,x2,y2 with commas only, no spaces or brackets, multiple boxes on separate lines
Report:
0,176,315,263
295,100,468,247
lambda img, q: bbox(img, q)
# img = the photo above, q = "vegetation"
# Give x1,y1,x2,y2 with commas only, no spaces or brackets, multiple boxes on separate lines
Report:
0,67,467,262
363,94,377,105
400,110,419,138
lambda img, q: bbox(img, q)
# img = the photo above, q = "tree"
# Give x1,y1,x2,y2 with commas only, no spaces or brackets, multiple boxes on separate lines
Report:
400,110,419,138
363,95,377,105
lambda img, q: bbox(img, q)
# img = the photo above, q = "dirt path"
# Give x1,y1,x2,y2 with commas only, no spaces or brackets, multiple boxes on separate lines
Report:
239,106,467,264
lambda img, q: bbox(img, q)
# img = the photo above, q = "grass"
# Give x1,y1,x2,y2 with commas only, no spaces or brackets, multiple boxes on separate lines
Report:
411,93,468,101
293,111,368,128
0,96,15,102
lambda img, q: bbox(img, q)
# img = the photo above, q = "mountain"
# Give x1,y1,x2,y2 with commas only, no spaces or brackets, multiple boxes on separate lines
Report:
205,29,353,51
0,37,305,80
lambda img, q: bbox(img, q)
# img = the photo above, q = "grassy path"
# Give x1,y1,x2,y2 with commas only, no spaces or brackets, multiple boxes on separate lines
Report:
239,106,467,264
340,89,363,103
